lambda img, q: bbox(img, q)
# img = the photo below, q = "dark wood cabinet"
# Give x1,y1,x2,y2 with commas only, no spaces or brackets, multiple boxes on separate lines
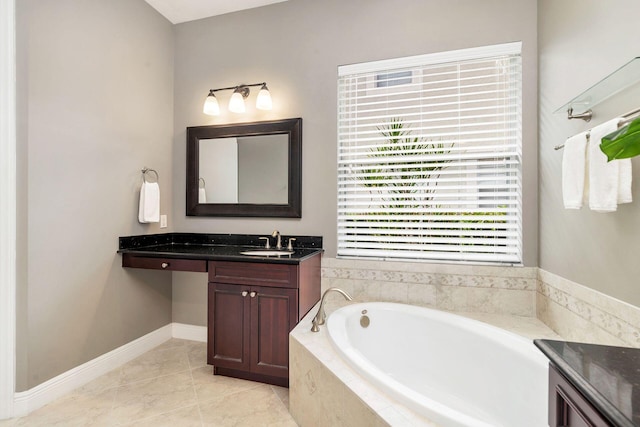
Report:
250,285,297,378
208,283,251,372
207,256,321,387
122,254,207,272
549,364,612,427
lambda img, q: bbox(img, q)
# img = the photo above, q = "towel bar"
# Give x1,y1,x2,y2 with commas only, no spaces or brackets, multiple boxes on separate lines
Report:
567,107,592,122
556,106,640,150
141,167,159,183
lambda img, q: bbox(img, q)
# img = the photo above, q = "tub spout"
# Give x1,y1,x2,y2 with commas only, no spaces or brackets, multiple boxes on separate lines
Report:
311,287,353,332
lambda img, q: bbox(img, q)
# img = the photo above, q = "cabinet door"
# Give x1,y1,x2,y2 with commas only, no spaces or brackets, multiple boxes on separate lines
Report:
208,283,250,371
549,365,612,427
250,286,298,378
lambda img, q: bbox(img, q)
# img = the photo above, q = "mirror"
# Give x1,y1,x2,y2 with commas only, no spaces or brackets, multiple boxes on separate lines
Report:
186,118,302,217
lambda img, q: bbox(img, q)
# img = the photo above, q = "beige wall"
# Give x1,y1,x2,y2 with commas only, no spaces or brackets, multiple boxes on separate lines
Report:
16,0,640,393
170,0,539,325
538,0,640,307
16,0,175,390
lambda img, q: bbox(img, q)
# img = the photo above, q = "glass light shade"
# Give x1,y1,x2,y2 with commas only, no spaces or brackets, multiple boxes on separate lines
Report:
256,85,272,110
203,92,220,116
228,91,246,113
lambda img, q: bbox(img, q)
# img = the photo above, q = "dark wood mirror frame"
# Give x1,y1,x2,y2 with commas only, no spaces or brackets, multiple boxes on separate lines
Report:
186,118,302,217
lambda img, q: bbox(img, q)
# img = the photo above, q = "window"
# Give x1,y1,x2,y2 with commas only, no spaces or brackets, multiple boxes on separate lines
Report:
376,71,412,87
337,43,522,265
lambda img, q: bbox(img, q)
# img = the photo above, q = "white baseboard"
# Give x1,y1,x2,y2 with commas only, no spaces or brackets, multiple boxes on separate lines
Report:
172,323,207,342
13,323,180,417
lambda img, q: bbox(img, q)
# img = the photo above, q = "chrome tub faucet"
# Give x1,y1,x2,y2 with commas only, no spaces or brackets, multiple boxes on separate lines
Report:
311,287,353,332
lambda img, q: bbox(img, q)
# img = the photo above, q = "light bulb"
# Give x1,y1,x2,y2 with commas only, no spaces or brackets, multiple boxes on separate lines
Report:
203,91,220,116
228,90,246,113
256,83,272,111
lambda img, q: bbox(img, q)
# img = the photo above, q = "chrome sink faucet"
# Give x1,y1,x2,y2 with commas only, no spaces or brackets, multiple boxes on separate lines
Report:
311,287,353,332
272,230,282,250
259,236,271,248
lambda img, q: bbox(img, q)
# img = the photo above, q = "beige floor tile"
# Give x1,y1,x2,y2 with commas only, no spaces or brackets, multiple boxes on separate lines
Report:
155,338,190,350
6,339,300,427
186,341,208,369
191,366,264,404
111,371,197,425
120,345,190,385
199,386,296,427
15,388,116,427
120,404,202,427
75,366,123,395
271,385,290,410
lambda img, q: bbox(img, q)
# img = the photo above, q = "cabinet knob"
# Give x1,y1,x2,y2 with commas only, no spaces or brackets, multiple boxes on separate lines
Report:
161,262,170,269
241,291,248,297
250,291,257,298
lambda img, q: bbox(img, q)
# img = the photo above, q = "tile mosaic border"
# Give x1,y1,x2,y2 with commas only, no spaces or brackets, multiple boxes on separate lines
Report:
537,269,640,348
320,259,640,347
321,258,537,316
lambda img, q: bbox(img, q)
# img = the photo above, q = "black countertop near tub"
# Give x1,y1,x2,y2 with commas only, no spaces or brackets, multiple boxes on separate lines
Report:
118,233,323,264
534,339,640,427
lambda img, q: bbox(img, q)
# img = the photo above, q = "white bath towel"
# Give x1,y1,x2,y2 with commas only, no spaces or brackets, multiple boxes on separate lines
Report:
562,131,588,209
588,118,622,212
198,187,207,203
617,158,633,205
138,182,160,223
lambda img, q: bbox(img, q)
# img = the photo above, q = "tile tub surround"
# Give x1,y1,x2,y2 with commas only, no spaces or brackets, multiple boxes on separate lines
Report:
322,258,538,316
290,302,561,427
537,269,640,348
321,259,640,348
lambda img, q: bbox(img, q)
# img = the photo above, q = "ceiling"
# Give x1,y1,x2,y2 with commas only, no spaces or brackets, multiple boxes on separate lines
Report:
145,0,289,24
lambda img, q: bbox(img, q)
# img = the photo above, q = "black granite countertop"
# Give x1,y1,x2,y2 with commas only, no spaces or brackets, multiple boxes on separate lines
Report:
534,339,640,427
118,233,323,264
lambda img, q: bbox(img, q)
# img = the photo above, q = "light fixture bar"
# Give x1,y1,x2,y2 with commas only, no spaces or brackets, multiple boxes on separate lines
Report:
207,82,266,93
203,82,272,116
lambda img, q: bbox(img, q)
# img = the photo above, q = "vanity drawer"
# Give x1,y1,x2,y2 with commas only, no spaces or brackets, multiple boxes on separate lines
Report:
122,254,207,272
208,261,298,288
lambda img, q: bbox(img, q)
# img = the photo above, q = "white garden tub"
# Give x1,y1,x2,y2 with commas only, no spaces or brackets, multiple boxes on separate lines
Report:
326,302,548,427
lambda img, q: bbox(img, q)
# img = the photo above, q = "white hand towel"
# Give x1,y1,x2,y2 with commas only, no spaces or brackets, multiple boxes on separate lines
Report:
138,182,160,223
562,131,588,209
617,158,632,204
198,187,207,203
588,118,621,212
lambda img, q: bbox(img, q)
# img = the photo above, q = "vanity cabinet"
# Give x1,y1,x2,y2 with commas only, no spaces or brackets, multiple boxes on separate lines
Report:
122,254,207,272
549,364,612,427
207,256,321,387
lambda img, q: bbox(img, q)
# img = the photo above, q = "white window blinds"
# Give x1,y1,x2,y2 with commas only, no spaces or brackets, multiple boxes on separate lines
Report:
337,43,522,265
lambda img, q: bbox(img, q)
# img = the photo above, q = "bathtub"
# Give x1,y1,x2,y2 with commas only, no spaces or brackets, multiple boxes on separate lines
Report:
326,302,548,427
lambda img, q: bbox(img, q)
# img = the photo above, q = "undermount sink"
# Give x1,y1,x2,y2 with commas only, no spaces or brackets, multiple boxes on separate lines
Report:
239,250,294,256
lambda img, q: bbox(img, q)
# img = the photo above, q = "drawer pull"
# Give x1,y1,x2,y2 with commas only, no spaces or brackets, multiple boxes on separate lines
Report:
241,291,248,297
161,262,170,269
250,291,257,298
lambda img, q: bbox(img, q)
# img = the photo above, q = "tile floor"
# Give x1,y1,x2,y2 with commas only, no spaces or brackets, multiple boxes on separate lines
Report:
1,339,296,426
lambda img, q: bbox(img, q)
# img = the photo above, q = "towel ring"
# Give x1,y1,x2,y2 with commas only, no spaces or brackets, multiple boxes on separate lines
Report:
199,177,206,188
141,167,159,183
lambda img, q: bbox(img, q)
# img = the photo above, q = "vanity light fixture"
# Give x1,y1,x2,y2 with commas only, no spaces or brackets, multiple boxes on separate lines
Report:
203,82,272,116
